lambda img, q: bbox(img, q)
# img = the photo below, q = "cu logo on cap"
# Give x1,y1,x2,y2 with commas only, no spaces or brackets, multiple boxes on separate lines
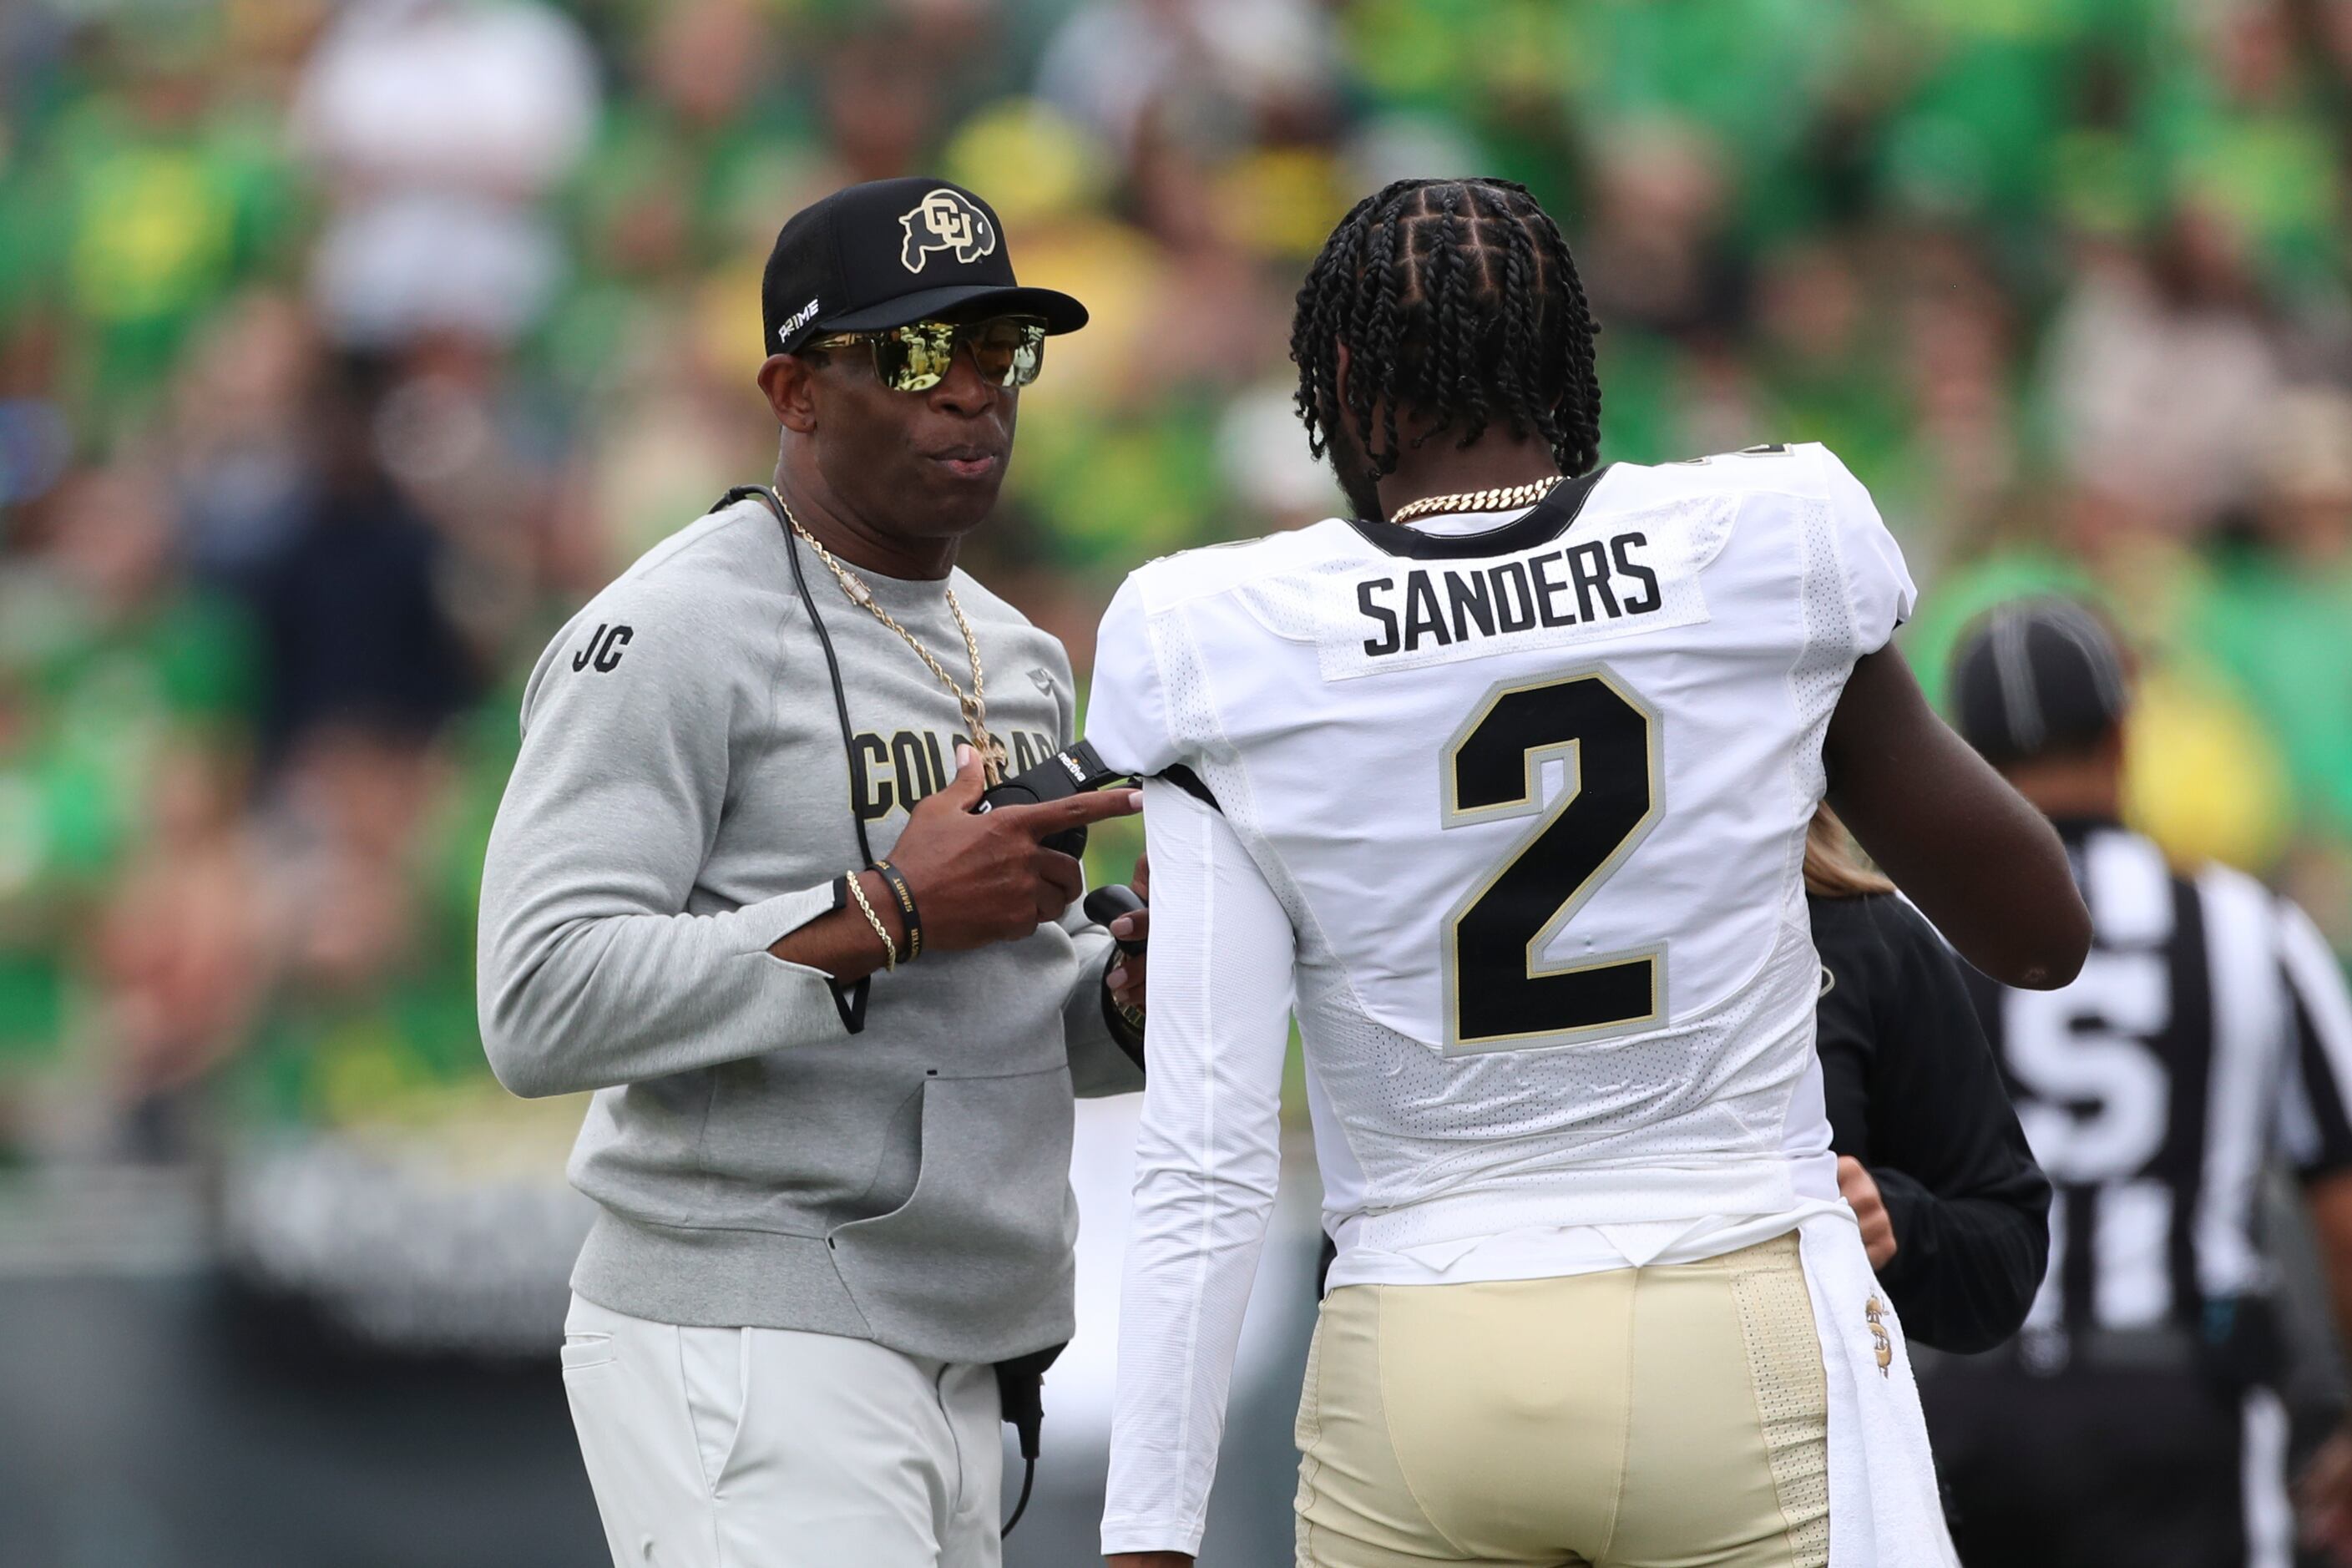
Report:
899,189,996,273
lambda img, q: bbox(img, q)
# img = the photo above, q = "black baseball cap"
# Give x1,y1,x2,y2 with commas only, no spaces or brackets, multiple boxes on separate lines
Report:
760,176,1088,358
1950,598,2132,766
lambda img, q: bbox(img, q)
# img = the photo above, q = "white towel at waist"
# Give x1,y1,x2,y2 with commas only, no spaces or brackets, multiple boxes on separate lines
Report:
1799,1207,1960,1568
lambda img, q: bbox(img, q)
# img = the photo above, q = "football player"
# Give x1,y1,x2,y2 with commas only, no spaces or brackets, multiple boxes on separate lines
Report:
1086,177,2089,1568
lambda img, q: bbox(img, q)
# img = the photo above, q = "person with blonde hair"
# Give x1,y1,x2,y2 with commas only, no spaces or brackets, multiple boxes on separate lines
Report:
1803,805,2051,1351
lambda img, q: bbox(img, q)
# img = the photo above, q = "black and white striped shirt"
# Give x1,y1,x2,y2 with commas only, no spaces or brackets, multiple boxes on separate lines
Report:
1963,817,2352,1354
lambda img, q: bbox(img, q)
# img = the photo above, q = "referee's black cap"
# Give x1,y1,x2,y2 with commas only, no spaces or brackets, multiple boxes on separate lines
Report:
761,177,1088,358
1950,598,2132,766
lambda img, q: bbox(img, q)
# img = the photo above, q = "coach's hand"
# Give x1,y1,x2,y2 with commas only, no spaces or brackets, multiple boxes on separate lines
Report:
1838,1156,1898,1268
1107,851,1149,1011
888,745,1142,950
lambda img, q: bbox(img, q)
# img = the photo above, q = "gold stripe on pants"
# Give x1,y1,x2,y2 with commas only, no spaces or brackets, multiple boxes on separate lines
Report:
1294,1233,1829,1568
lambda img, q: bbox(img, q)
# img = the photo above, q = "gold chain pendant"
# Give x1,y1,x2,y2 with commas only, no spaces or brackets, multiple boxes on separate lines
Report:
776,498,1008,786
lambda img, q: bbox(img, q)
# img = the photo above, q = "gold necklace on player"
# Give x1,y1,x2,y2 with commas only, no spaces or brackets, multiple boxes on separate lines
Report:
777,498,1009,787
1388,477,1560,525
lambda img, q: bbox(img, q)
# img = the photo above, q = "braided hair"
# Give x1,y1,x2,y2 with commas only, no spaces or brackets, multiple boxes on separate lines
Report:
1290,178,1602,484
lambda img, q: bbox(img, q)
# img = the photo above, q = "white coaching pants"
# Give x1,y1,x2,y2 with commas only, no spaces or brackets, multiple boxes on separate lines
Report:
561,1295,1004,1568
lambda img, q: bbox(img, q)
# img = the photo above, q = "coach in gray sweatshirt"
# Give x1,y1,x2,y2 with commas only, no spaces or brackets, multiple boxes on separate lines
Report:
477,179,1147,1568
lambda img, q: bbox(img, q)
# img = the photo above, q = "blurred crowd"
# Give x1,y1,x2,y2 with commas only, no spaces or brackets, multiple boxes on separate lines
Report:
1,0,2351,1171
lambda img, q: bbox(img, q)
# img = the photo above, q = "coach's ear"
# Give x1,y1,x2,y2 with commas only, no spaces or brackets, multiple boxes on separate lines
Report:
757,353,821,434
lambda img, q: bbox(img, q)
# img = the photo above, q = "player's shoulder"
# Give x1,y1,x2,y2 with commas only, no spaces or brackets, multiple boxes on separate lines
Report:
1605,442,1864,510
1115,522,1353,615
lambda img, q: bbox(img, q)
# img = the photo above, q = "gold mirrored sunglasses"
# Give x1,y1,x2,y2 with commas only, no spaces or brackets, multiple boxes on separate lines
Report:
808,316,1047,392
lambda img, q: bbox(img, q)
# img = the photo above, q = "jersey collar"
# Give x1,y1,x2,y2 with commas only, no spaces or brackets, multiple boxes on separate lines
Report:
1343,466,1613,560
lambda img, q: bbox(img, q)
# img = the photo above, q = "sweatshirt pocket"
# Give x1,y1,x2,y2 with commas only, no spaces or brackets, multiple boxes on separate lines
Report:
826,1065,1076,1363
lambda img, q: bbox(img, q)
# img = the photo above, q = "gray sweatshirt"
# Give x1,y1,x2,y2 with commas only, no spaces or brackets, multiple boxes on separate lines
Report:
477,496,1142,1365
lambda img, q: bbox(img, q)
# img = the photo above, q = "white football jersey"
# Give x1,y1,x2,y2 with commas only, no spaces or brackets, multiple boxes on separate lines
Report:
1089,443,1914,1238
1088,443,1918,1555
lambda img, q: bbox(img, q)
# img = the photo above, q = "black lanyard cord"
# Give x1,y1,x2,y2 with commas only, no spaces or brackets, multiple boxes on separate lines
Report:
719,483,871,1029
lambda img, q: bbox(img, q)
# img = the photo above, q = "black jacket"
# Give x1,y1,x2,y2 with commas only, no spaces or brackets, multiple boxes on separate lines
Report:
1810,891,2051,1353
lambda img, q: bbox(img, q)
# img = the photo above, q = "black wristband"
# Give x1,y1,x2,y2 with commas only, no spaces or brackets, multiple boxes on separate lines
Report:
873,859,923,962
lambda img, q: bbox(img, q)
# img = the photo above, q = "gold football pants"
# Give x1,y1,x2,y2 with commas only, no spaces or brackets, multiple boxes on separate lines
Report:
1294,1234,1830,1568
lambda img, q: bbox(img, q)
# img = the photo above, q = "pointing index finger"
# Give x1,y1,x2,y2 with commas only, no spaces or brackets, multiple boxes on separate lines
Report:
994,787,1144,835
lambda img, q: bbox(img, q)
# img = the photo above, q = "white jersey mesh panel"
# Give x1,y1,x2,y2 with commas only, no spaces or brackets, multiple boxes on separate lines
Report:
1789,493,1854,807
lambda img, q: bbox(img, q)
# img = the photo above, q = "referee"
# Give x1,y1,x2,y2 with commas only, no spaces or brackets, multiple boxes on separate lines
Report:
1923,599,2352,1568
477,178,1147,1568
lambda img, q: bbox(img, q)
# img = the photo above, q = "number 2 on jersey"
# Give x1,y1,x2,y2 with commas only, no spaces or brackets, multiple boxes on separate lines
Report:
1442,669,1663,1054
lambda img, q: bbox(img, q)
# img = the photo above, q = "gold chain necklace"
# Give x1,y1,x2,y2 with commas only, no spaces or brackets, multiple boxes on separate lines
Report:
1388,477,1559,525
776,498,1009,786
